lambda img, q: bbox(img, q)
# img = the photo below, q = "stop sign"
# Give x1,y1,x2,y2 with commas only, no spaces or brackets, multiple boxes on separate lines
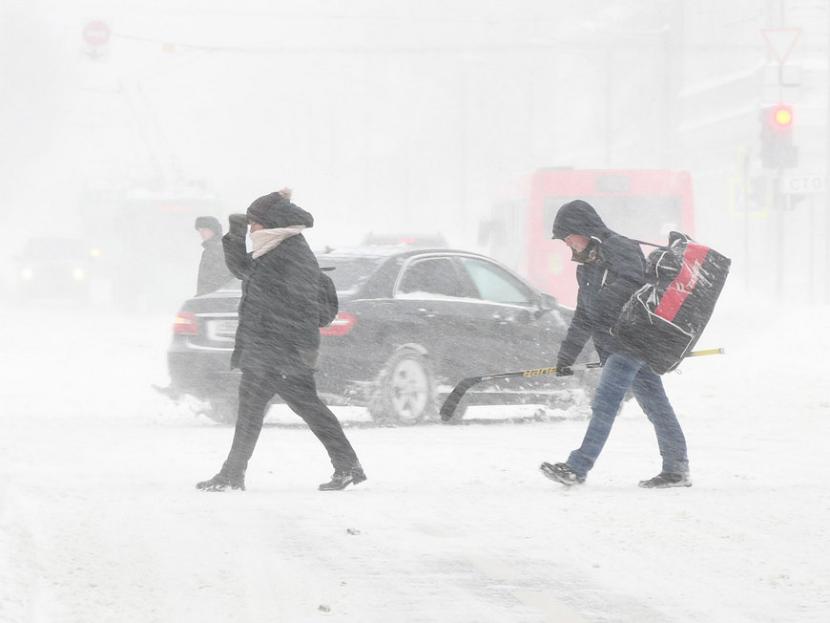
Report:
83,20,111,47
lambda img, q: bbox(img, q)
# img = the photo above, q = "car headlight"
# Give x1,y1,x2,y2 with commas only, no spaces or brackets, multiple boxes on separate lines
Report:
72,268,86,281
20,267,34,281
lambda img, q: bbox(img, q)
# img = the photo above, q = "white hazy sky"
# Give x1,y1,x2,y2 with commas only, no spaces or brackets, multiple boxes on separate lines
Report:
2,1,828,304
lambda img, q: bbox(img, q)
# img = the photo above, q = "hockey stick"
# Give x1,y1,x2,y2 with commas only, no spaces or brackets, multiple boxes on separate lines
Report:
439,347,725,421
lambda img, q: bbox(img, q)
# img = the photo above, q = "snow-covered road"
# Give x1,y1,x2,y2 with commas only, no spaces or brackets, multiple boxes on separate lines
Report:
1,301,829,622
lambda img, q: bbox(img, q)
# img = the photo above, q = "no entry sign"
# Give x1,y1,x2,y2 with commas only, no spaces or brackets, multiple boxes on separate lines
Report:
83,20,111,48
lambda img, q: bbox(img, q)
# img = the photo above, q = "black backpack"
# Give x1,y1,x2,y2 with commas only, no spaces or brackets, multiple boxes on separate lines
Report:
317,271,339,327
613,232,730,374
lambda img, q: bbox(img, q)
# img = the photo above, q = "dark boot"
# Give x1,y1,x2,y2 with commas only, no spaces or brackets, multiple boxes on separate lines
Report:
540,462,585,486
318,466,367,491
638,472,691,488
196,471,246,492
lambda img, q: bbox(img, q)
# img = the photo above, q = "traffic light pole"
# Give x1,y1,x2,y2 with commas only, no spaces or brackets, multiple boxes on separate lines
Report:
775,167,783,299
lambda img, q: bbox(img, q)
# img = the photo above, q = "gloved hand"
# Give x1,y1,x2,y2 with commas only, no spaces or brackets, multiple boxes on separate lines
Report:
555,363,573,377
228,214,248,237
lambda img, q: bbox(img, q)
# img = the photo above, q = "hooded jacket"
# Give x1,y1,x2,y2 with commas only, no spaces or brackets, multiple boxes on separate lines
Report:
553,200,647,366
223,201,321,373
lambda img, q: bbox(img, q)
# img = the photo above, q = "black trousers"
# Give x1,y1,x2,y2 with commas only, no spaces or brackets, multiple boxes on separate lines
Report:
221,368,360,477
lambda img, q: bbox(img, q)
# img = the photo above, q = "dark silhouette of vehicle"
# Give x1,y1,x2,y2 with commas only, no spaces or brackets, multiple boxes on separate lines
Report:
14,237,99,303
166,247,596,424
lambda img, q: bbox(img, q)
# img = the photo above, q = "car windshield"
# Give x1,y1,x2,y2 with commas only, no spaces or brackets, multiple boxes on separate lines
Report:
318,257,384,292
221,279,242,291
219,256,383,293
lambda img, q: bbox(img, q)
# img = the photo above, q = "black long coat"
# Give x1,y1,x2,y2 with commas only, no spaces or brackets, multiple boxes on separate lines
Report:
223,225,321,375
196,237,233,296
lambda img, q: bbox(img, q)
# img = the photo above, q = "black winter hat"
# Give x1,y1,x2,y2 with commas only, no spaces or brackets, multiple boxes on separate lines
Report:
194,216,222,236
246,192,315,229
552,200,611,240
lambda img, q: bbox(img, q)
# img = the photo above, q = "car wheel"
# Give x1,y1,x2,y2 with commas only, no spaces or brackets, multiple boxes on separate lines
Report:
204,397,238,425
368,349,436,425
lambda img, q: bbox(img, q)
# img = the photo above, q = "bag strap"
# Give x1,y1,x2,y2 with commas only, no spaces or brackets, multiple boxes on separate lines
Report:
630,231,692,249
630,238,666,249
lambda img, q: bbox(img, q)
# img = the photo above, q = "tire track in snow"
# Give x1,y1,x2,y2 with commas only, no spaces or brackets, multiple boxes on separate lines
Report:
249,491,666,623
0,482,38,623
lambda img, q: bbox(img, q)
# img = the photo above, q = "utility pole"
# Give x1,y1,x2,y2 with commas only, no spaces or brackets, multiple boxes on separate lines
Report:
661,0,684,168
604,46,613,167
826,0,830,302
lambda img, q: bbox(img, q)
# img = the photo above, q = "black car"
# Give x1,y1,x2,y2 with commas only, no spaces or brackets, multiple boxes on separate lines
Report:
361,232,449,248
167,247,595,424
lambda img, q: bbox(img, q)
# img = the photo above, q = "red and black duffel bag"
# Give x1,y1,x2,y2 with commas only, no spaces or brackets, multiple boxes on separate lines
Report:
613,232,731,374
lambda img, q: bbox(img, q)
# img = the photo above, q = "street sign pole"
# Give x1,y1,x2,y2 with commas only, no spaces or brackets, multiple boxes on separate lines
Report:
810,195,816,302
82,20,110,60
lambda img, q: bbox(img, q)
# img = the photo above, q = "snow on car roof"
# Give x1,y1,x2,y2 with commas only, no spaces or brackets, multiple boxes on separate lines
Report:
315,246,487,260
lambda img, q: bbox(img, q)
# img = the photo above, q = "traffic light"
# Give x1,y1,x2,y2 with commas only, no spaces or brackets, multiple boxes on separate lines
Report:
760,104,798,169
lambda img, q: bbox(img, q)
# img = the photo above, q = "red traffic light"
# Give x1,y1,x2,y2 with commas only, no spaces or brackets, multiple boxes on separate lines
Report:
769,105,794,128
760,104,797,169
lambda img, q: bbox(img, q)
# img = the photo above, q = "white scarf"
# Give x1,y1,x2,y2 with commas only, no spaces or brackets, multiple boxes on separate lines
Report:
250,226,305,259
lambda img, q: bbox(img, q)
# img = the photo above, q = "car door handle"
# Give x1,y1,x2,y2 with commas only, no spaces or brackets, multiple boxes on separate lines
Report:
491,313,510,324
417,307,437,318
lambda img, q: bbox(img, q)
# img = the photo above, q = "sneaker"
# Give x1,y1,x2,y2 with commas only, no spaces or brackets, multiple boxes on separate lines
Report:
540,462,585,486
318,467,367,491
196,472,245,492
638,472,691,489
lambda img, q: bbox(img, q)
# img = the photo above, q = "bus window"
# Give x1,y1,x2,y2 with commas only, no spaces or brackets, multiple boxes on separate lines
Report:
483,168,694,308
543,196,682,245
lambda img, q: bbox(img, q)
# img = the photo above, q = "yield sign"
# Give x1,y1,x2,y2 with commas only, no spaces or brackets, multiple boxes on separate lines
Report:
762,28,801,64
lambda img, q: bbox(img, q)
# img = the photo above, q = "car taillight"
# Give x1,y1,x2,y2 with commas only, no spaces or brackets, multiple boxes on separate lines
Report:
320,311,357,337
173,311,199,336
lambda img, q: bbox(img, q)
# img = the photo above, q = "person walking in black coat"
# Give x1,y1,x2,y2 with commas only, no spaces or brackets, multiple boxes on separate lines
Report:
194,216,233,296
539,200,690,489
196,190,365,492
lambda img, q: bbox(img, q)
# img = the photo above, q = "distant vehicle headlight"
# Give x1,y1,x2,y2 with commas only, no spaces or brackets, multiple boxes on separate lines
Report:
20,267,34,281
72,268,86,281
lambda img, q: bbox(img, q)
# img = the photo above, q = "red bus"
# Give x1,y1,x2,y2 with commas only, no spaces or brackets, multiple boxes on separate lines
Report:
480,168,694,308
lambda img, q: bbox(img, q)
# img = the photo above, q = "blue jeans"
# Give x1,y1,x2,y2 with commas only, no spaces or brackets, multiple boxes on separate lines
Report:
567,352,689,478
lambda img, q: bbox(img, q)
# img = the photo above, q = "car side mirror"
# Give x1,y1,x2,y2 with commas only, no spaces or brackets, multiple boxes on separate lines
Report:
535,293,558,318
